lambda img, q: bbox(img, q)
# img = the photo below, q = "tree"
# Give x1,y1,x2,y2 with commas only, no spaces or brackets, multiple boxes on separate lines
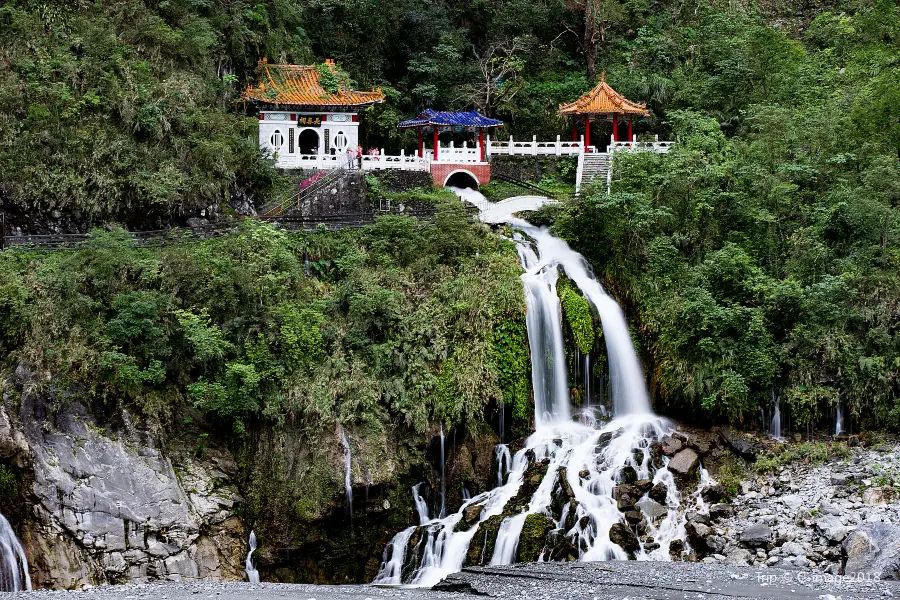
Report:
560,0,625,80
461,37,535,116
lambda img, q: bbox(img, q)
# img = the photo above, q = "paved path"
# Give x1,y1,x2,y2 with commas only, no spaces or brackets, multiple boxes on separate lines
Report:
18,562,900,599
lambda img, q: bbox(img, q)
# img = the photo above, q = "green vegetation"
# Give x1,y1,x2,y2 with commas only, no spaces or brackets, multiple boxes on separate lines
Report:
714,453,747,501
754,441,848,473
558,279,596,355
551,1,900,429
0,201,524,437
493,319,532,434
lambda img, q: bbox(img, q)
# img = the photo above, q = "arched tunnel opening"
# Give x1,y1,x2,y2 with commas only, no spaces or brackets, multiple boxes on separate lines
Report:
444,171,479,189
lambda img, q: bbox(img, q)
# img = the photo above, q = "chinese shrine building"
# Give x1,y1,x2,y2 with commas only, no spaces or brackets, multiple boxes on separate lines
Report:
558,74,650,150
397,109,504,186
244,59,385,169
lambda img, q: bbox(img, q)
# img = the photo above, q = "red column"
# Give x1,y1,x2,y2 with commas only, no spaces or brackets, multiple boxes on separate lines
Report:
433,128,439,161
585,118,591,150
612,113,619,142
627,117,633,142
479,129,486,162
572,120,578,142
417,128,423,157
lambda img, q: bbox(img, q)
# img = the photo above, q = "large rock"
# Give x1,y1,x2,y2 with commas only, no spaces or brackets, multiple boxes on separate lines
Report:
660,435,683,456
842,523,900,580
609,522,640,553
667,448,699,482
816,515,849,543
862,486,896,505
648,482,668,505
718,427,762,461
738,523,772,548
17,393,246,588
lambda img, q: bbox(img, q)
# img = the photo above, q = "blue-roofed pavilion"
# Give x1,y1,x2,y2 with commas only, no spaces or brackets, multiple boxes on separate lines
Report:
398,109,504,161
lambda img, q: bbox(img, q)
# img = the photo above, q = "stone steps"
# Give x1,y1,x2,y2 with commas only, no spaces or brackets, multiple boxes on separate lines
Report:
576,153,612,192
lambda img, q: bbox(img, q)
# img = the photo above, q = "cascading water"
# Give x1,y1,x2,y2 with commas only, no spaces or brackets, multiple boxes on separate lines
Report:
412,482,431,525
339,425,354,519
834,403,845,436
245,530,260,584
439,422,447,519
0,513,31,592
493,444,512,487
374,190,709,587
770,389,782,440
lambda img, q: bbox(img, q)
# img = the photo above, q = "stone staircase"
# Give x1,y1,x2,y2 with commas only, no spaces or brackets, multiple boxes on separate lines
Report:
576,152,612,193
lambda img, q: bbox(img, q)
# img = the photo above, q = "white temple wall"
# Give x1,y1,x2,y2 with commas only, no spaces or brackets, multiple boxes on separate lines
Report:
258,111,360,168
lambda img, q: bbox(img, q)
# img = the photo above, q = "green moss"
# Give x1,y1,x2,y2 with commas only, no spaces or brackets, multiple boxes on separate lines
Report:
492,319,531,430
293,460,338,521
0,465,16,504
558,279,595,354
464,514,504,566
517,513,554,562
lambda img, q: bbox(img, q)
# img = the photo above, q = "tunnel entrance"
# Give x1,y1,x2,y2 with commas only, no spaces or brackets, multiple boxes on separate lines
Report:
444,171,479,189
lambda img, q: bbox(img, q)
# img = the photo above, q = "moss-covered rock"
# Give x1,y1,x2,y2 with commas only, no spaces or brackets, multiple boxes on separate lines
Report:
464,514,504,566
558,279,596,355
517,514,555,562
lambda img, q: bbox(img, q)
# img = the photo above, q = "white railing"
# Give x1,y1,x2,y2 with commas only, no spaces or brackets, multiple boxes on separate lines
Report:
274,153,349,170
360,151,428,171
609,136,673,154
487,135,585,157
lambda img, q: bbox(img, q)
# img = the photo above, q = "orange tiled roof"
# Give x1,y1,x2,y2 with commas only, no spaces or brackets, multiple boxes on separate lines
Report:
244,60,385,108
558,74,650,117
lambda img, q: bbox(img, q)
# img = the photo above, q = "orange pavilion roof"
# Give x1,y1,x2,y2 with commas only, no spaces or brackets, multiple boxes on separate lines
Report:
244,60,385,108
558,74,649,117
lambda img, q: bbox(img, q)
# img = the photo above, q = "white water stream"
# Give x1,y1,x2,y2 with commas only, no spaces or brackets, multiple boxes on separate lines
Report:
340,425,354,519
245,530,260,584
374,189,708,587
0,513,31,592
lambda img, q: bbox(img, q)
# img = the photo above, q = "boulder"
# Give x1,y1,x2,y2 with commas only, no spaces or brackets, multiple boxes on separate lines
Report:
816,515,849,543
516,514,555,562
738,523,772,548
660,435,683,456
667,448,699,481
614,484,641,511
780,541,806,557
842,523,900,580
635,497,668,522
700,484,725,504
634,479,654,494
462,503,484,529
862,486,896,505
725,548,752,566
648,482,668,505
718,427,763,461
709,503,734,521
669,539,684,560
609,522,640,554
617,465,638,484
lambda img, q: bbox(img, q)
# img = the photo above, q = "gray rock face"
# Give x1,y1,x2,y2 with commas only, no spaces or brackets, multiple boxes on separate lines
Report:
12,392,246,589
842,523,900,580
738,523,772,548
668,448,699,481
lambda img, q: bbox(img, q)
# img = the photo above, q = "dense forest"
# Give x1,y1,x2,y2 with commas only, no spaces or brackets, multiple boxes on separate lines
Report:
0,0,898,432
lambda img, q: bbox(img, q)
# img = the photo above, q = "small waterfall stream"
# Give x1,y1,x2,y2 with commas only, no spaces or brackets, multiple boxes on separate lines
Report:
374,190,709,587
439,422,447,519
339,425,354,520
245,530,260,584
0,513,31,592
835,403,845,436
770,389,782,440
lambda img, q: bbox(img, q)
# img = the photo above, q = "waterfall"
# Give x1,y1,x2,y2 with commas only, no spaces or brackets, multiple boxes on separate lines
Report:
0,513,31,592
835,403,845,436
412,482,431,525
770,389,782,440
439,422,447,519
493,443,511,487
374,190,708,587
583,352,592,407
339,425,353,519
245,530,260,584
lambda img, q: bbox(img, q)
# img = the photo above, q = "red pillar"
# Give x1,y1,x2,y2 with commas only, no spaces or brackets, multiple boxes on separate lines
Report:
627,117,633,142
433,128,439,161
572,120,578,142
479,129,486,162
417,128,423,157
612,113,619,142
585,118,591,150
